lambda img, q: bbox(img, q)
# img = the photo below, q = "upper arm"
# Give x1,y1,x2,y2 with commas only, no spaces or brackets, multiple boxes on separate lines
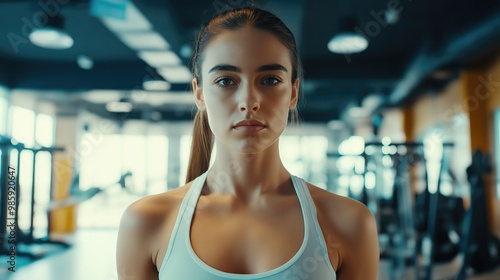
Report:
336,204,380,280
116,200,161,280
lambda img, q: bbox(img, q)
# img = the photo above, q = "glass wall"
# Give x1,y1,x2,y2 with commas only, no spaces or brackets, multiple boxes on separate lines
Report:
78,134,169,228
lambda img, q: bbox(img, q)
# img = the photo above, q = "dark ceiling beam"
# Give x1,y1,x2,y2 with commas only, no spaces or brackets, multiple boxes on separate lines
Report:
0,57,9,87
132,0,186,60
0,56,20,88
302,58,405,80
10,60,190,91
389,11,500,105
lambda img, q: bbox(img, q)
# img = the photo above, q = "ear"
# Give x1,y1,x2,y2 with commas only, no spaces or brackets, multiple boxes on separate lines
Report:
192,77,205,110
289,78,299,109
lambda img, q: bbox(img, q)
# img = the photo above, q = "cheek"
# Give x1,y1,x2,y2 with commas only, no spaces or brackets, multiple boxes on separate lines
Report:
204,96,232,130
266,103,290,130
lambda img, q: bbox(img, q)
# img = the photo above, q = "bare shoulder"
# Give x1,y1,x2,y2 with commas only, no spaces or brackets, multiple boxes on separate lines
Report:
305,182,376,237
305,182,379,278
116,183,192,280
120,184,191,233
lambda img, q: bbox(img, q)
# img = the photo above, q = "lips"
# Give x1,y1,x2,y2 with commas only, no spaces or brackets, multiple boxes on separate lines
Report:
234,120,265,132
234,120,264,127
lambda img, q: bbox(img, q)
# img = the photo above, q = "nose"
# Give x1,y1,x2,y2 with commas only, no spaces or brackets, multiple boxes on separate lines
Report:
238,84,260,112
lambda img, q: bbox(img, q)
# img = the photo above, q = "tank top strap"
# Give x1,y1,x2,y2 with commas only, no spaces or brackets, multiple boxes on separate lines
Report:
160,170,208,271
183,170,209,219
290,174,316,221
290,175,335,275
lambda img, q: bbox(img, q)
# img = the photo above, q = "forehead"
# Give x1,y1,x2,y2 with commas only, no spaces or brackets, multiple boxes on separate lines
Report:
201,26,292,73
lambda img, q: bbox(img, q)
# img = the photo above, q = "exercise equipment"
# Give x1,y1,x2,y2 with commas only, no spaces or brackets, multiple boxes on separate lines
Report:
364,141,459,280
419,142,458,280
1,134,136,261
364,142,424,280
457,150,500,279
0,135,69,259
46,171,133,211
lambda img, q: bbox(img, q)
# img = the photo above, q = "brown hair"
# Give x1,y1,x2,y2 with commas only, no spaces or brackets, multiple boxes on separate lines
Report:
185,7,303,183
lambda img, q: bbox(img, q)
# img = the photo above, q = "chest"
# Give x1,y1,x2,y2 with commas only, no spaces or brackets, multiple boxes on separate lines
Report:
189,199,305,274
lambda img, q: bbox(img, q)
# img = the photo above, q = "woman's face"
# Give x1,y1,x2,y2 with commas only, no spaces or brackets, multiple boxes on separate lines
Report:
193,26,298,154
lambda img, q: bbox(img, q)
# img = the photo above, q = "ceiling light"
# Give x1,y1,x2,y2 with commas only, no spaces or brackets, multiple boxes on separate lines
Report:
77,55,94,70
106,97,132,113
328,34,368,54
384,8,400,25
100,2,152,32
143,79,171,91
30,27,73,49
328,17,368,54
180,44,193,58
29,14,73,49
83,90,122,103
138,51,181,67
158,66,193,83
118,31,169,50
142,92,194,105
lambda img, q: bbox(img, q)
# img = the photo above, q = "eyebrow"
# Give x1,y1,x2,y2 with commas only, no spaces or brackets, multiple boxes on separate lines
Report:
208,63,288,74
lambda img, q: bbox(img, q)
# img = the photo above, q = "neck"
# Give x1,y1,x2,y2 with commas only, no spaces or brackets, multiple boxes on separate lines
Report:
205,140,291,204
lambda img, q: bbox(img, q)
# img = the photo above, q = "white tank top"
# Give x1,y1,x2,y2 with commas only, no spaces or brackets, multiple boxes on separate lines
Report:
159,170,337,279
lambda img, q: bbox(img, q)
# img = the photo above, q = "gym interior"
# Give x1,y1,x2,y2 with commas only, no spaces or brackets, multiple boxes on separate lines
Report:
1,0,500,279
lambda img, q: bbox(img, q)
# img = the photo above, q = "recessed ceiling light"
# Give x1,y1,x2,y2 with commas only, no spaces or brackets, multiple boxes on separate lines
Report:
100,2,152,32
328,33,368,54
106,98,132,113
143,79,171,91
158,66,193,83
328,17,368,54
118,31,169,50
83,90,122,103
29,27,73,49
138,51,181,67
77,55,94,70
180,44,193,58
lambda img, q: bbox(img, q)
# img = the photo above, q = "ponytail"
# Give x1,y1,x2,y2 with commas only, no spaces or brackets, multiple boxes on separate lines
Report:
185,109,214,183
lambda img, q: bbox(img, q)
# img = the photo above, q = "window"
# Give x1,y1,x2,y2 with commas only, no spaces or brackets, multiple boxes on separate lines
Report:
280,135,328,189
35,113,55,147
10,106,35,147
79,133,169,228
9,106,36,232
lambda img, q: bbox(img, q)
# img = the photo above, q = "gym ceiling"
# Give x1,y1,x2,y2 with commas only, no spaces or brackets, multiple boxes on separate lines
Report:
0,0,499,123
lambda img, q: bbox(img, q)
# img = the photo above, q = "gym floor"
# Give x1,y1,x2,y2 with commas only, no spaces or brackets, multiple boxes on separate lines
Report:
1,229,500,280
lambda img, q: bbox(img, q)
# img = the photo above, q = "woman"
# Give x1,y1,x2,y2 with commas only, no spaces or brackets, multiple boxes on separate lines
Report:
116,7,379,280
